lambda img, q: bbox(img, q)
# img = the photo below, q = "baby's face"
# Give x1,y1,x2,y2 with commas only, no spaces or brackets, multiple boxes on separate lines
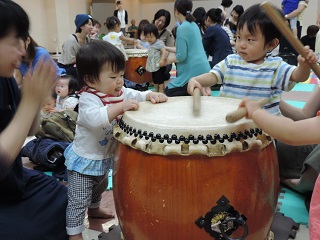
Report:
55,78,69,98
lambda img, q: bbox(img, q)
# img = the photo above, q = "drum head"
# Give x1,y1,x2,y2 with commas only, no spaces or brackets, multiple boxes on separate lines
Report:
125,48,148,57
114,96,272,156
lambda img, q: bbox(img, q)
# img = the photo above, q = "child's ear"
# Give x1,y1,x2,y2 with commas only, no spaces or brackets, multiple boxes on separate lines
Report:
268,38,280,51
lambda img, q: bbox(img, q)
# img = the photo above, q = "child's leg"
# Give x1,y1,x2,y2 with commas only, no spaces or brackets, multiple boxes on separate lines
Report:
158,83,165,93
87,172,115,219
281,165,318,193
153,84,159,92
67,171,94,240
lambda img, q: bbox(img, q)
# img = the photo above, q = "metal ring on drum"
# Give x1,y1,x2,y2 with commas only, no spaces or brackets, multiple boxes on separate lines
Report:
124,48,152,84
113,96,279,240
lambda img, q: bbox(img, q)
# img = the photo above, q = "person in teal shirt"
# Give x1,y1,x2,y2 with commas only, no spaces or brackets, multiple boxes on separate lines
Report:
164,0,210,97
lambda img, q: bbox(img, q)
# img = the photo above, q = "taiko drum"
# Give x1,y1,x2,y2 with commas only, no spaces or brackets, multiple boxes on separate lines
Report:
124,49,152,84
113,96,279,240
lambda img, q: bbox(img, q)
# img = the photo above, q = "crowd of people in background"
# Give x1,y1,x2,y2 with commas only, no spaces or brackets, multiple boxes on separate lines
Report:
2,0,320,239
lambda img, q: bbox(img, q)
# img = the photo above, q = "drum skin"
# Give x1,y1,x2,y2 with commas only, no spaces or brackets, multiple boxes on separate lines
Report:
125,51,152,84
113,143,279,240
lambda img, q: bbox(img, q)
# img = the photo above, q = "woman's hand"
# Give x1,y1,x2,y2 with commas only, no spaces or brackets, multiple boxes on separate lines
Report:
21,57,57,107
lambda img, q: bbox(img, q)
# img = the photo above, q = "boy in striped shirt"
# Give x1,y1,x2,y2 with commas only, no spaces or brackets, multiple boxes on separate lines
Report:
188,4,318,116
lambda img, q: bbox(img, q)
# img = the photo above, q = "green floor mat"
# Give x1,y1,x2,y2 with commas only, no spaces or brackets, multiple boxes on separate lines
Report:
278,187,309,225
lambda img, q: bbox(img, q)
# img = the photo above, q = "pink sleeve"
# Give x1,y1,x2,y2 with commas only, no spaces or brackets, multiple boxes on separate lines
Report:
309,175,320,239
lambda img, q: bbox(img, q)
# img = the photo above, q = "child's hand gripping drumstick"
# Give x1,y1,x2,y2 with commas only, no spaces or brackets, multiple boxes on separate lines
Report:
261,1,320,78
226,99,269,123
193,88,201,116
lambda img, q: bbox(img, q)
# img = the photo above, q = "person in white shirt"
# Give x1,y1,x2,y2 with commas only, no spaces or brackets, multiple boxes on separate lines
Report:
114,1,128,35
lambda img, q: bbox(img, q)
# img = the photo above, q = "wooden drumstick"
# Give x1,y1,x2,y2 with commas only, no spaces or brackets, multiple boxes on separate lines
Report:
225,98,269,123
193,88,201,115
261,2,320,78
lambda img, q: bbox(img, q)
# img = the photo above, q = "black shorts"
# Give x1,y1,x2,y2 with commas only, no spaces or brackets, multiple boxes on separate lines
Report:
152,66,169,84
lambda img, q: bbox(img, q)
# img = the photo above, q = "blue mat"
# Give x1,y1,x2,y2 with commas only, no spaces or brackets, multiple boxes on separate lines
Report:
284,100,306,109
277,187,309,225
292,83,315,92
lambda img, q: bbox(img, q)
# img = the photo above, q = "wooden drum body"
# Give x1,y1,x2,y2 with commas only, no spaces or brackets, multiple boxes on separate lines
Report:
113,97,279,240
125,49,152,84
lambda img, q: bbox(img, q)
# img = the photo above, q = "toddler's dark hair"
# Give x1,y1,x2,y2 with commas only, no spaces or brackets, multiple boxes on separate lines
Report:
105,16,120,30
143,24,159,39
237,4,283,46
76,40,125,88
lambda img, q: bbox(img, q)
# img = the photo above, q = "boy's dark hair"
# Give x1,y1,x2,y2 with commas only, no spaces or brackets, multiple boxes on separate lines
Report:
0,0,29,40
306,25,319,38
221,0,233,8
92,18,101,28
153,9,171,29
137,19,150,39
116,1,122,6
174,0,195,23
60,74,79,93
105,16,120,30
206,8,223,24
76,40,126,88
143,24,159,39
237,4,283,46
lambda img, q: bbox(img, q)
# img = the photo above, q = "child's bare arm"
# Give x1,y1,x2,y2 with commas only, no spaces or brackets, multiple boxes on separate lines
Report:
187,72,218,96
146,92,168,104
290,46,318,82
107,99,139,122
119,35,136,45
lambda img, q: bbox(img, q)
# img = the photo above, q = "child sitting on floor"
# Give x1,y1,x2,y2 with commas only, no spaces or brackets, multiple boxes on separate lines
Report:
52,74,79,112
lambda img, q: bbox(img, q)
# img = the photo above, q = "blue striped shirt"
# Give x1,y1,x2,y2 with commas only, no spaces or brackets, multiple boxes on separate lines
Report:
211,54,296,115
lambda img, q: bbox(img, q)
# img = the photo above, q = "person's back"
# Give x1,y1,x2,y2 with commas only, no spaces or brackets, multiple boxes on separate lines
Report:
169,20,210,89
203,8,232,67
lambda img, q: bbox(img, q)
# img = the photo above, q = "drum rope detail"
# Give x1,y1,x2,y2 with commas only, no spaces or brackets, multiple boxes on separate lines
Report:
114,118,273,156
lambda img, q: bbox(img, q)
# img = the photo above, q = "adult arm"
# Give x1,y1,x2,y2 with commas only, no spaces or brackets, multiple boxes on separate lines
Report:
125,10,128,25
0,59,56,181
286,1,307,19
